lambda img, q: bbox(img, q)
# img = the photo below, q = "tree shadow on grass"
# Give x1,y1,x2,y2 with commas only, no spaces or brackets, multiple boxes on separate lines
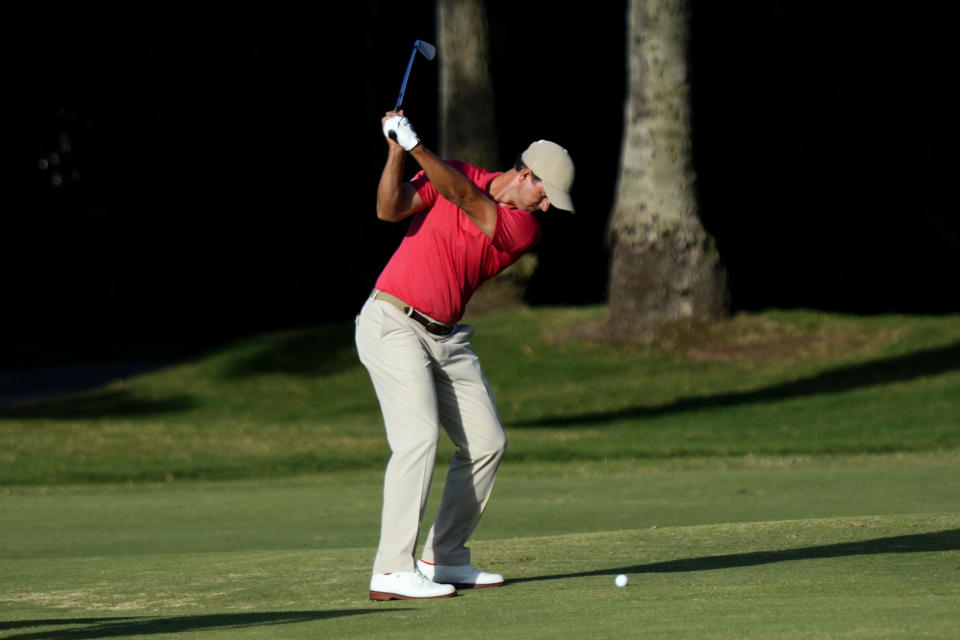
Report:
222,322,358,378
0,361,194,420
0,389,194,420
0,609,398,639
509,528,960,584
0,321,361,418
511,341,960,428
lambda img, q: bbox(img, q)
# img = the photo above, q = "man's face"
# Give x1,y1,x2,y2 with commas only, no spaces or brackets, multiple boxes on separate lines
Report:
517,170,551,213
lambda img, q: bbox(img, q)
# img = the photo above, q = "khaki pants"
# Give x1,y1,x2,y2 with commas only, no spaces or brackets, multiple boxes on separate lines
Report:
355,296,507,574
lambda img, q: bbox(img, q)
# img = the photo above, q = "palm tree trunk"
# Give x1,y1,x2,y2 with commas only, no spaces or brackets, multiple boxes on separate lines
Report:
436,0,498,168
606,0,729,338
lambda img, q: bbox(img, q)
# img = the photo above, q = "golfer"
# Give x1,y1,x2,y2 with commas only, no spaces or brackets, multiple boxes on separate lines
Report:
356,110,574,600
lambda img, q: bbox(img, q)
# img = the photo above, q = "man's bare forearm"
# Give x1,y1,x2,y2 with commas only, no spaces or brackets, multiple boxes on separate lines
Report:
409,145,496,237
408,145,474,209
377,145,412,221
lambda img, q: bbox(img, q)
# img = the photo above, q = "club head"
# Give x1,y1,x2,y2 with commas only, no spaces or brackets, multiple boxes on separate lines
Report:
414,39,436,61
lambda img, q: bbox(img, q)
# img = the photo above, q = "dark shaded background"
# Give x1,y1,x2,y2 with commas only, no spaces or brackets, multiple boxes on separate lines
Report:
5,1,957,366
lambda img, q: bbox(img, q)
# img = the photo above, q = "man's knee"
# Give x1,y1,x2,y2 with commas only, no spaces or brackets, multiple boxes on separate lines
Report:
387,426,440,460
492,431,507,458
462,430,506,463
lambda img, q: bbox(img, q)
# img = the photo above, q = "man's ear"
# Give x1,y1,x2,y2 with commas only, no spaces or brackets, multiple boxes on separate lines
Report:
518,168,535,183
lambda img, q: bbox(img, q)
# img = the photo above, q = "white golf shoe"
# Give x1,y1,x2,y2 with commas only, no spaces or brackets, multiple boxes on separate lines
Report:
417,560,505,589
369,570,457,601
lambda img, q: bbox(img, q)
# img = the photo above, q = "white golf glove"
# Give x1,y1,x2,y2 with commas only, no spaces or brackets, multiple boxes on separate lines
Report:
383,115,420,151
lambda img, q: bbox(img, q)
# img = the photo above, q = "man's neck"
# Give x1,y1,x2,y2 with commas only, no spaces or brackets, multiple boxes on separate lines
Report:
489,169,518,208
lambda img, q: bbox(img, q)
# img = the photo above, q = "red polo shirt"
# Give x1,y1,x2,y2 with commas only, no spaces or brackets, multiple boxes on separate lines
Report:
374,160,541,324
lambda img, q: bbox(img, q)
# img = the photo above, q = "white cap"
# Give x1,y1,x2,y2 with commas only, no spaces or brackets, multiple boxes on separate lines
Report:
521,140,575,213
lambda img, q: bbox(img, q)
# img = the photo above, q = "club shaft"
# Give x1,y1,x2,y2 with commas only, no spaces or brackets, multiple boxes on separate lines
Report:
395,48,419,110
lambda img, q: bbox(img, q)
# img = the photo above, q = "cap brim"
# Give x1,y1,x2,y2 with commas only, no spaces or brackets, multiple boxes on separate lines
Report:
544,182,575,213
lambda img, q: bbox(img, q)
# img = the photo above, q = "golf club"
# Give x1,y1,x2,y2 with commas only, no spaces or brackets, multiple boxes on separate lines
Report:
395,39,436,111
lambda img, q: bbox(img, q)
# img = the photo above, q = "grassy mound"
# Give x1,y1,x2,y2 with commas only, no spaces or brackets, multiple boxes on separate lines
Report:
2,307,958,484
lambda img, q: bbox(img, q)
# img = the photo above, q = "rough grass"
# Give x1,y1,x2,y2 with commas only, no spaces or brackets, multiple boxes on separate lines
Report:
2,307,959,485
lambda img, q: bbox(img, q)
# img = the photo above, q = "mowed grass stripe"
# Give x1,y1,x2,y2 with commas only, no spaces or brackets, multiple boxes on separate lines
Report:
3,454,959,560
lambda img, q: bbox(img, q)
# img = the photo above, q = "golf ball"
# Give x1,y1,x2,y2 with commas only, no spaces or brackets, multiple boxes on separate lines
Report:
615,574,628,587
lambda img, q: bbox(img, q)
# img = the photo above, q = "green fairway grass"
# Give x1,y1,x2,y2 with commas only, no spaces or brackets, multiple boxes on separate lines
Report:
1,307,959,637
4,454,958,560
1,461,958,638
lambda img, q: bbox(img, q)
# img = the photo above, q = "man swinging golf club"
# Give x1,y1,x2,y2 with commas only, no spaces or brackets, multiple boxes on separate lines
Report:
356,109,575,600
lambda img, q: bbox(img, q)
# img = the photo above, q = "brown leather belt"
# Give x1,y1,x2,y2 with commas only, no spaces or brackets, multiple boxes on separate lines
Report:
372,290,456,336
